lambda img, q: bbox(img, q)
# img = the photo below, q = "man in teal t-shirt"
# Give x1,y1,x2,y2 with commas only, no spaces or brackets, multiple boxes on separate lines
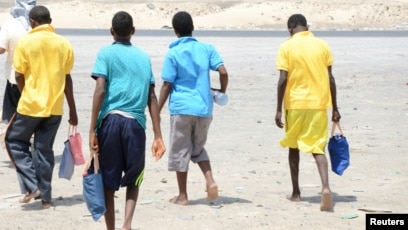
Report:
89,11,165,230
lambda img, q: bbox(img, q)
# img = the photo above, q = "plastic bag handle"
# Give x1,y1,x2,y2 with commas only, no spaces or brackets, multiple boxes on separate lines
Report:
330,122,344,137
83,153,100,174
68,125,78,138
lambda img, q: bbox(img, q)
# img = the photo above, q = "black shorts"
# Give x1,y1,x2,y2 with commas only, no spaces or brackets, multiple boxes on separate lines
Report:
97,114,146,191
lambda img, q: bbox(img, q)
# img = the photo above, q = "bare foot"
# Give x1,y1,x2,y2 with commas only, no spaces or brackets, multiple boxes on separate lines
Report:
42,200,52,209
206,183,218,202
286,193,301,202
19,189,40,203
169,196,188,205
320,189,333,211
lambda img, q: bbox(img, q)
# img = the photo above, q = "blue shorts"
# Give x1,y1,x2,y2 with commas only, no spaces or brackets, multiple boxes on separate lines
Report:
97,114,146,191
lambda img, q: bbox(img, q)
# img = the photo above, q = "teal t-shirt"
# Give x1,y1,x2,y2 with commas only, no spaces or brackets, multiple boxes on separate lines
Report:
91,41,154,129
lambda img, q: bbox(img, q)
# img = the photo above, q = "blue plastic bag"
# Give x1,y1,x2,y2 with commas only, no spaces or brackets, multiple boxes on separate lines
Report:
328,122,350,176
83,154,106,221
58,140,75,180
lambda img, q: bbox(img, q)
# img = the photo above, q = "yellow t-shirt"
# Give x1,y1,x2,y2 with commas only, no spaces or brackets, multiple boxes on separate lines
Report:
276,31,333,110
13,24,74,116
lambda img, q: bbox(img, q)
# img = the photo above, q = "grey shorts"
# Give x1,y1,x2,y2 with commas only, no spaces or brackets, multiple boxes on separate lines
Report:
168,115,212,172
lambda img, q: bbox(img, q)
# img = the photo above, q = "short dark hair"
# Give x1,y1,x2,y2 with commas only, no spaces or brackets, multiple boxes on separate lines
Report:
112,11,133,37
172,11,193,36
29,5,50,24
287,14,307,29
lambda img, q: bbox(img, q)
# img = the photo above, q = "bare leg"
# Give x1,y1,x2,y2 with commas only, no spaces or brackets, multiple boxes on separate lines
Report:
121,184,139,230
287,148,301,201
198,160,218,201
169,171,189,205
313,153,333,211
104,189,115,230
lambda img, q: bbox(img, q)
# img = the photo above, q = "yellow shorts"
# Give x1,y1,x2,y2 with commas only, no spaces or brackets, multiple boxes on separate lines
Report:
280,109,328,154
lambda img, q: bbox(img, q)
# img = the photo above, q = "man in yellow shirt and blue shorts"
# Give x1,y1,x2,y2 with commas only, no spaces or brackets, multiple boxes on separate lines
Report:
275,14,341,211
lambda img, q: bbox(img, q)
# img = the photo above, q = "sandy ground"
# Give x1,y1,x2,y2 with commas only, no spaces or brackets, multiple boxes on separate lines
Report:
0,0,407,230
0,0,407,30
0,30,406,230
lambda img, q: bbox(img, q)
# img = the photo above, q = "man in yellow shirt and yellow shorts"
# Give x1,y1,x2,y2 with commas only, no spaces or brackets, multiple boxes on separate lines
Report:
275,14,341,211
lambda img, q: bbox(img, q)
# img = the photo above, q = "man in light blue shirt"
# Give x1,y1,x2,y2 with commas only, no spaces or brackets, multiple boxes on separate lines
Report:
158,11,228,205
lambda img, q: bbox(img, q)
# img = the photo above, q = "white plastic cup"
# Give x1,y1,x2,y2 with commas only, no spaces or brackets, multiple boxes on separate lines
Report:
211,90,228,106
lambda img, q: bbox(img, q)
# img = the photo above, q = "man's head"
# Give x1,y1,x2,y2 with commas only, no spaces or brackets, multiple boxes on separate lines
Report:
29,5,51,28
287,14,308,36
111,11,135,38
172,11,194,37
10,0,36,19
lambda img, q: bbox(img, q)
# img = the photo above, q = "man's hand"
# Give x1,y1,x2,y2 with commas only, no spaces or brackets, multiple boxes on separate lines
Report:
69,110,78,126
152,138,166,161
275,111,284,128
89,132,99,156
332,110,341,122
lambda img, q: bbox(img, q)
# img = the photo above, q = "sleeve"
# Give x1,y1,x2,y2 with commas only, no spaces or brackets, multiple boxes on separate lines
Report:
276,44,289,72
161,51,177,83
209,44,223,71
65,42,74,74
91,48,108,80
324,42,334,67
149,58,155,85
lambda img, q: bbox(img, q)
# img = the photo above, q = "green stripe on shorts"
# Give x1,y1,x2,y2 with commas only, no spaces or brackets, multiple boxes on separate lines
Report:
135,169,144,186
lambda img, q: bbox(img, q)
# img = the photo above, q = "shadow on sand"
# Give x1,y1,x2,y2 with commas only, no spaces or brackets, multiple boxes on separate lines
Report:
20,194,85,211
188,195,252,206
300,192,357,210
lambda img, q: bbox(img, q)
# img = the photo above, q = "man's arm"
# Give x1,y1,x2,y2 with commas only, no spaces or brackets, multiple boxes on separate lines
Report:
64,74,78,126
217,65,228,93
89,77,105,154
158,81,172,113
275,70,288,128
328,66,341,122
0,48,6,54
15,71,25,92
148,84,166,161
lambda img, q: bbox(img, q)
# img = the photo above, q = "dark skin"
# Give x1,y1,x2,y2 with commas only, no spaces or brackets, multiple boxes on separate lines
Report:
157,27,228,205
158,65,226,206
89,27,165,230
274,24,340,211
16,17,78,126
13,16,78,209
158,28,229,111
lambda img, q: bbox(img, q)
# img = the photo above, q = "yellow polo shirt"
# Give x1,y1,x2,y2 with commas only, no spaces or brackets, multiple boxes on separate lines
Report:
276,31,333,110
13,24,74,116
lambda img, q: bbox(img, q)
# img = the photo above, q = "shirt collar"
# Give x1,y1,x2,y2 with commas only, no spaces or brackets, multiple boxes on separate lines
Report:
292,30,314,38
169,36,197,48
29,24,55,34
113,39,132,46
